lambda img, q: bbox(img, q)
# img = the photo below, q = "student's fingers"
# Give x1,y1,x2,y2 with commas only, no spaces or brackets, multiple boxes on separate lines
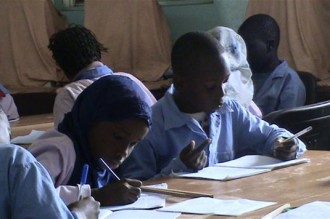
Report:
274,143,298,161
125,178,142,187
195,151,208,170
193,138,212,154
180,140,196,157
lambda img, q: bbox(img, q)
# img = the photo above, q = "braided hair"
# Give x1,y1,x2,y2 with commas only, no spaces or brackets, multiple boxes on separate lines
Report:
48,24,108,80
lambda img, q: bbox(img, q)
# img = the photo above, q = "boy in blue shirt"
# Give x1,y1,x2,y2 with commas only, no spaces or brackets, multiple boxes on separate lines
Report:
238,14,306,116
119,32,306,180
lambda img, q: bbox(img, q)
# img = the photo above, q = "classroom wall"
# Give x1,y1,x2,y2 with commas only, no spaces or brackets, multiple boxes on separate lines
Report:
56,0,248,43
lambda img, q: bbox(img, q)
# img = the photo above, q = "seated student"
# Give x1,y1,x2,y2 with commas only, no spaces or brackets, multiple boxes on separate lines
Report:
118,32,306,181
207,26,262,117
50,25,156,127
28,75,152,206
0,83,19,121
238,14,306,116
0,107,100,219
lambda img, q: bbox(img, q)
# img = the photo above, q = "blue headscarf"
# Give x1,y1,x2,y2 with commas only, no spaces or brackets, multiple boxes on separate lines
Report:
58,75,152,188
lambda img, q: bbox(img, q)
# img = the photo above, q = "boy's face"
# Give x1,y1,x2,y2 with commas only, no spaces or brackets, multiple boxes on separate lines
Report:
239,32,268,73
89,119,149,169
177,54,230,114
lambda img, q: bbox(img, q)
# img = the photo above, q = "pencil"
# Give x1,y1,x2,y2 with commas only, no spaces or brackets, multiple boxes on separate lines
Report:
99,158,120,181
261,203,291,219
282,126,312,143
78,164,89,200
141,186,213,198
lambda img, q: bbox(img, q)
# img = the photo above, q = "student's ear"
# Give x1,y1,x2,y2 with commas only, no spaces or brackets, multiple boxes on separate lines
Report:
173,74,185,91
267,39,276,52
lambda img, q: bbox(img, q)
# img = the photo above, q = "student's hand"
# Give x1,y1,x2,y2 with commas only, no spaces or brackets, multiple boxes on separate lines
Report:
273,137,298,161
180,138,211,171
69,197,100,219
92,178,142,206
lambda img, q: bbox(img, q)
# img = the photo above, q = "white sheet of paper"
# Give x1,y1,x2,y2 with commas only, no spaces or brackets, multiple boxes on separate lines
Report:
159,197,276,216
100,210,180,219
103,183,167,211
174,166,270,180
10,130,45,144
215,155,310,170
274,201,330,219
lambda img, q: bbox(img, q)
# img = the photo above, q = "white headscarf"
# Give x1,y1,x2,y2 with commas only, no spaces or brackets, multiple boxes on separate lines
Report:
207,26,254,109
0,106,10,144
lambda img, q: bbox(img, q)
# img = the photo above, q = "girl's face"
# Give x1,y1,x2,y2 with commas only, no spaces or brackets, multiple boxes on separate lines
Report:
88,118,149,169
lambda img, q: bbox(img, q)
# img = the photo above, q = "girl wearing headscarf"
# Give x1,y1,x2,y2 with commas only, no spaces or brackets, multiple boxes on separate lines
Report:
28,75,152,206
207,26,262,117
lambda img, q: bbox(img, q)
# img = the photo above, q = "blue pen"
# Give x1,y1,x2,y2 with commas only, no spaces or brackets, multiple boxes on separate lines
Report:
99,158,120,181
79,164,89,199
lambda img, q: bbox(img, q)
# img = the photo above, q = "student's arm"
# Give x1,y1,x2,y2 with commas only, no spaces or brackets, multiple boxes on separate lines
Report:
232,100,306,158
10,157,75,219
53,88,75,127
278,73,306,110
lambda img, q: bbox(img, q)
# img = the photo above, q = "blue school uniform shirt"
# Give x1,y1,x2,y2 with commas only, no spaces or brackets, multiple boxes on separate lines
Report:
119,88,306,180
253,61,306,116
0,144,75,219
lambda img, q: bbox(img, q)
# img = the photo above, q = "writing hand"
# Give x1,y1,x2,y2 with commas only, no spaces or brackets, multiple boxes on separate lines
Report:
273,137,298,161
92,178,142,206
180,138,211,170
69,196,100,219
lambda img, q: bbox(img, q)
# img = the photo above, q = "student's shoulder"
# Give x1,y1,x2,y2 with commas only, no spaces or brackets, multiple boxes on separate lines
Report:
0,143,36,166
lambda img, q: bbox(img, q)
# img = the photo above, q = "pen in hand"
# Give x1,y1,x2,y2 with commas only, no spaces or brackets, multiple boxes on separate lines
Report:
78,164,89,200
281,126,312,143
99,158,120,181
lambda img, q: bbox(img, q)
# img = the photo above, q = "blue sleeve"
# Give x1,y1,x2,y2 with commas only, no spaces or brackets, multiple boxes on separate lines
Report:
10,159,74,219
278,73,306,109
231,101,306,157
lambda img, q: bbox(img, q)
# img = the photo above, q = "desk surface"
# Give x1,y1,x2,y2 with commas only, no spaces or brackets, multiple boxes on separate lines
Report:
147,151,330,218
10,113,54,138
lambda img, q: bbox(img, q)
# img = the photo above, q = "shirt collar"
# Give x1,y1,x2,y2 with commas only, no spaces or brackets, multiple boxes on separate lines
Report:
161,86,233,130
73,65,113,82
270,60,288,79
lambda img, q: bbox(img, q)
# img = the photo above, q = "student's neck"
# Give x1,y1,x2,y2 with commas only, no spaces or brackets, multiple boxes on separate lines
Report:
173,92,199,114
82,61,104,71
255,56,280,74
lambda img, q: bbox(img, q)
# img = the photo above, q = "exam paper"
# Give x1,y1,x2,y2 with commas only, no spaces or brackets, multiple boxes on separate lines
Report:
215,155,310,170
174,166,270,180
11,130,45,144
274,201,330,219
103,183,167,211
100,210,180,219
159,197,276,216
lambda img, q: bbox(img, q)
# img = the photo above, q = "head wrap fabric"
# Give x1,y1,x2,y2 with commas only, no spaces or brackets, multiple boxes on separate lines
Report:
0,83,9,97
207,26,254,108
58,75,152,188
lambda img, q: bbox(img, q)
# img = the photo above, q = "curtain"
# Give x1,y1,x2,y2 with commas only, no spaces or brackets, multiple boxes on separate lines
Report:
84,0,172,88
0,0,68,90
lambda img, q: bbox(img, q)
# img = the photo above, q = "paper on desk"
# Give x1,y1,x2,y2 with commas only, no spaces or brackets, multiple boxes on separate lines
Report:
174,166,270,181
215,155,310,170
103,183,167,211
159,197,276,216
10,130,45,144
274,201,330,219
99,210,180,219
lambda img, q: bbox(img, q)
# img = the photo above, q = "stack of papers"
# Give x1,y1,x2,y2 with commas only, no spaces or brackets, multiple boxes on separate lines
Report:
99,210,180,219
174,155,310,181
274,201,330,219
159,197,276,216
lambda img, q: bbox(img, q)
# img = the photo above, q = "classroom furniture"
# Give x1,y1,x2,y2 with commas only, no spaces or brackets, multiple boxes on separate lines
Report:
297,71,318,105
10,113,54,138
146,150,330,218
263,100,330,150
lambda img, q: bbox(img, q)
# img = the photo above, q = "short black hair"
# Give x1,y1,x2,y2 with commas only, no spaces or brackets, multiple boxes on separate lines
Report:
171,31,223,78
238,14,280,49
48,24,108,79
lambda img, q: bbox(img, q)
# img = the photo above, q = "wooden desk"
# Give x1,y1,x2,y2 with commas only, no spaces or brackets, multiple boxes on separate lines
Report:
146,151,330,218
10,113,54,138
